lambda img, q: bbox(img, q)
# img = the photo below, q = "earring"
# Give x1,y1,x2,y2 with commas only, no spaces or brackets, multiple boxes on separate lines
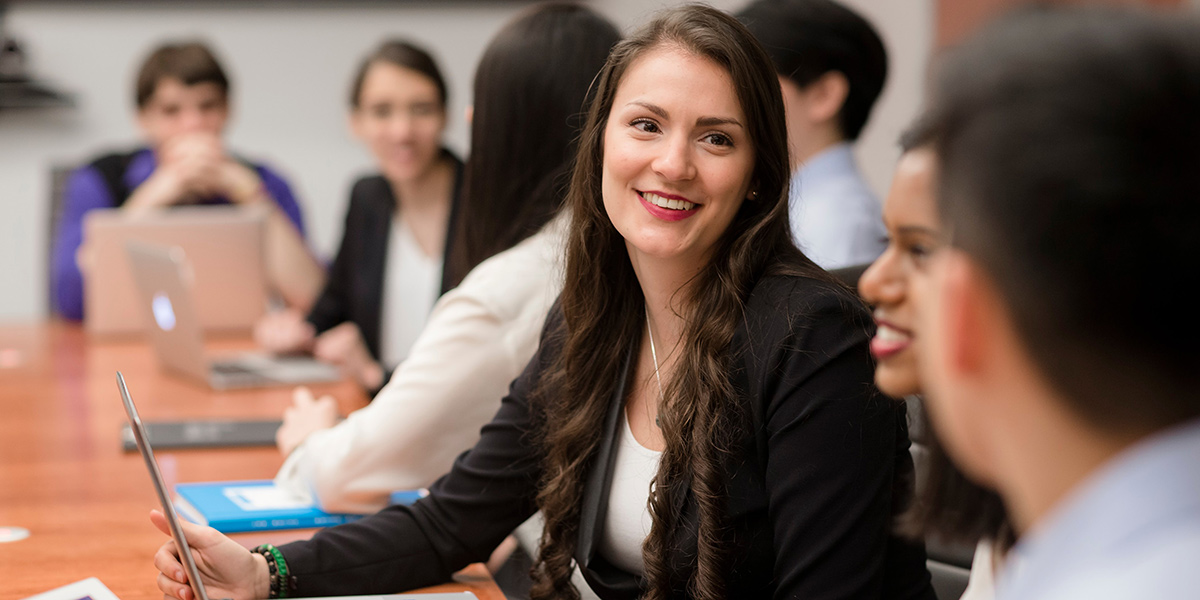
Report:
748,190,759,201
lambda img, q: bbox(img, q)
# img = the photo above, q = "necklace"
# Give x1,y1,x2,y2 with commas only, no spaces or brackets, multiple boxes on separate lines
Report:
646,311,664,428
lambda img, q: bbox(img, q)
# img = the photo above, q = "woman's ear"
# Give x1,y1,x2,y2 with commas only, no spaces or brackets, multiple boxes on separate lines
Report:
746,178,761,201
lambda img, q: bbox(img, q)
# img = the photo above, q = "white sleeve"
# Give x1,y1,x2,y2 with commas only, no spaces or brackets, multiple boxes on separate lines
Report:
274,289,544,514
961,540,999,600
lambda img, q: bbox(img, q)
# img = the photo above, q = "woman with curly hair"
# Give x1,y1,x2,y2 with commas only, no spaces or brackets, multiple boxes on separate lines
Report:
150,5,932,599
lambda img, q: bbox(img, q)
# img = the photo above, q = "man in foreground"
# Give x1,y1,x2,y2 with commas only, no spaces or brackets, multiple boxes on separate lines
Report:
918,7,1200,599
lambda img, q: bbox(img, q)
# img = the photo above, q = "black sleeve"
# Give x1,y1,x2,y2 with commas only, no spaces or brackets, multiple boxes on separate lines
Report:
305,183,364,335
278,316,553,596
751,281,908,599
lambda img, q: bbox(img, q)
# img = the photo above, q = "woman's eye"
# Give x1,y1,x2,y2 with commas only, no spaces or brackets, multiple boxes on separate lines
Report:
908,243,938,266
703,132,733,147
370,105,392,119
631,119,660,134
411,104,438,117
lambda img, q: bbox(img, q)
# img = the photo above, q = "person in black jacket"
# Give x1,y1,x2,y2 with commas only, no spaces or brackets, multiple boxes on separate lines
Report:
152,6,933,600
255,41,463,393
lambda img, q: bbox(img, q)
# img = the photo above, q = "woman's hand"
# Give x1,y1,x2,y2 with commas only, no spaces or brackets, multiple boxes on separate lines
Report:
255,309,316,355
313,322,385,391
150,510,270,600
277,386,340,456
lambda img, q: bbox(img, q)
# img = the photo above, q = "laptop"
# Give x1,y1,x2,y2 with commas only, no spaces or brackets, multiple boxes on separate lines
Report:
119,419,283,452
126,241,339,390
83,206,269,337
116,372,477,600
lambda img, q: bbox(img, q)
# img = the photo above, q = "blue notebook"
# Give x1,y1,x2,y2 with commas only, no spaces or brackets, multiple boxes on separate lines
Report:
175,480,363,533
173,480,423,534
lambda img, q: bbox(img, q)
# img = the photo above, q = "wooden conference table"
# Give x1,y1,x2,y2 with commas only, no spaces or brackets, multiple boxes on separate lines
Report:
0,321,504,600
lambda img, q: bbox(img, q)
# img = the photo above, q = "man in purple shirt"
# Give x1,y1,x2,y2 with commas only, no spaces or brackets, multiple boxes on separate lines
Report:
51,41,321,320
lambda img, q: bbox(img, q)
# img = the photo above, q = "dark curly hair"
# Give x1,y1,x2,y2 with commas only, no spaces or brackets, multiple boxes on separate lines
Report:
528,5,822,600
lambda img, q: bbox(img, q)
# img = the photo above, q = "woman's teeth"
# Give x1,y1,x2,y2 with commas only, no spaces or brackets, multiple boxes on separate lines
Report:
876,324,911,343
643,191,696,211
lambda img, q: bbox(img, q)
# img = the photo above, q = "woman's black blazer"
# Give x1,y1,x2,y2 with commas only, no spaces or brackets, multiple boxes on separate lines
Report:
280,274,935,600
305,151,464,363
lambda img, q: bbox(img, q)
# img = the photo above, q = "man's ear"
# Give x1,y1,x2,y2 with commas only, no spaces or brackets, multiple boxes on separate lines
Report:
136,109,152,138
804,71,850,127
939,251,993,378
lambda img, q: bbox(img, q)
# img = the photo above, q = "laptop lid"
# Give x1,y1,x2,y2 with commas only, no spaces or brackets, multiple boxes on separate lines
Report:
116,372,215,600
126,241,211,384
84,206,268,337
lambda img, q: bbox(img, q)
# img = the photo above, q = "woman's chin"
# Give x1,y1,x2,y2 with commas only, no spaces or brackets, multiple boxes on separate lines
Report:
874,366,920,400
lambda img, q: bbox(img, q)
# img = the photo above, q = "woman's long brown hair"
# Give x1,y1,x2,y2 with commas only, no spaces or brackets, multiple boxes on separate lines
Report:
529,6,823,599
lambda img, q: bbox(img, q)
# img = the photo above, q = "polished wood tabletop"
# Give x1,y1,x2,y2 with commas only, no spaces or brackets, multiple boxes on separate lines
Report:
0,321,504,600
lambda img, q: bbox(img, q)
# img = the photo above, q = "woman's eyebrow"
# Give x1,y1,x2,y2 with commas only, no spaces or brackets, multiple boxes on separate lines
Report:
696,116,743,129
896,225,941,238
629,100,668,119
627,101,743,129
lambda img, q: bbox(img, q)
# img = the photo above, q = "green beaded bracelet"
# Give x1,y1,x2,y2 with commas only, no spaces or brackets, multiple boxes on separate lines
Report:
254,543,292,599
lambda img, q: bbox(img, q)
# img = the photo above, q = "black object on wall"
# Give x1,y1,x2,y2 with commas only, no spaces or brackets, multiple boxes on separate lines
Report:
0,2,74,110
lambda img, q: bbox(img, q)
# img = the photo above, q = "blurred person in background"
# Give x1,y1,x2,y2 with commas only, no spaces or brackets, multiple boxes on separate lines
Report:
271,7,620,594
256,40,462,394
737,0,888,270
859,122,1012,600
272,1,619,517
917,7,1200,599
51,40,321,320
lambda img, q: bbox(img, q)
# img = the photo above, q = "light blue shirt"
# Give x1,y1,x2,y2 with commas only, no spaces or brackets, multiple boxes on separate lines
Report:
789,142,886,270
996,417,1200,600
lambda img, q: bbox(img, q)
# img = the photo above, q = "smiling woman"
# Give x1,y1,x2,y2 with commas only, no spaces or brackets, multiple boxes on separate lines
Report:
254,40,463,394
860,123,1013,600
601,46,756,271
859,142,941,397
150,6,935,600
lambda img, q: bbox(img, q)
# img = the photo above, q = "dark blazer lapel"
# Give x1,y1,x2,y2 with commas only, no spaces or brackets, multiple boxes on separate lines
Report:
437,151,466,295
361,178,395,359
575,347,633,568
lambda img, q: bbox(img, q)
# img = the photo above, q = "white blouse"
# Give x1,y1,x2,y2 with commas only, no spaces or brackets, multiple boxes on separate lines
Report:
379,215,441,366
598,407,663,576
274,217,566,514
962,540,999,600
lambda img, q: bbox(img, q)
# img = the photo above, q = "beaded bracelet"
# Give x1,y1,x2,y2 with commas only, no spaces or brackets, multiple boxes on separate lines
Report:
253,544,295,599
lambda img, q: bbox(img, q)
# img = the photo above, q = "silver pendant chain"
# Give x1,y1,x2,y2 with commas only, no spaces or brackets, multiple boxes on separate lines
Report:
646,311,664,428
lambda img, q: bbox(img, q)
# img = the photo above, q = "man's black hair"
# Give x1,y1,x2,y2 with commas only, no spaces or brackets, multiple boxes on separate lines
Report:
930,6,1200,431
736,0,887,141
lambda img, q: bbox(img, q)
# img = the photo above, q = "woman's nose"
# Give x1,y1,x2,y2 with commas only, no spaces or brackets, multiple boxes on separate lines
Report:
651,134,696,182
859,248,905,306
387,112,416,140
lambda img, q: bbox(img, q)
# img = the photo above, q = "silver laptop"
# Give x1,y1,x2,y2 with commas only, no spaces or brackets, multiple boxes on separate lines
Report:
117,372,478,600
126,241,340,390
84,206,270,337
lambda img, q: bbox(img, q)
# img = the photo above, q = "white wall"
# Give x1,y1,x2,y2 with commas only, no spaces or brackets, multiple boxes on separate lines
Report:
0,0,932,322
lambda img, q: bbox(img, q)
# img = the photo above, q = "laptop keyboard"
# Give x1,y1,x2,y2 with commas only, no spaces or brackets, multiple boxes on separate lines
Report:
210,360,275,387
210,362,257,375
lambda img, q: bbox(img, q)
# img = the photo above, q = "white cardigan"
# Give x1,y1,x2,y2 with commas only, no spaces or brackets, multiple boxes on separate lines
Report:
275,217,566,513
